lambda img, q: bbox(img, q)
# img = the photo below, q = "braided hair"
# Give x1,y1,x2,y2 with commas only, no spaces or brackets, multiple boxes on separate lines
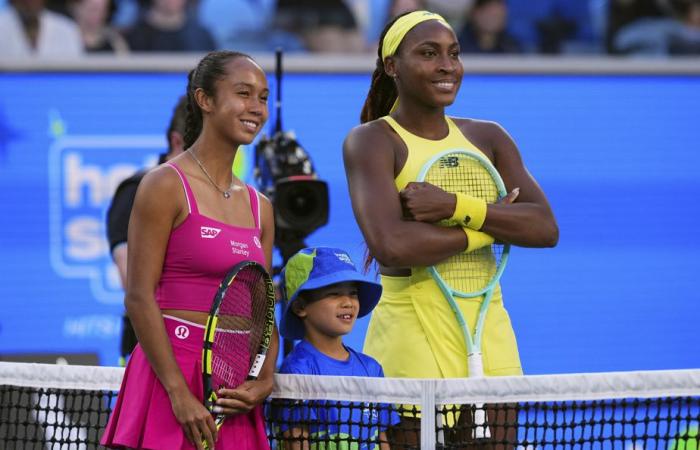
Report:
183,51,252,150
359,11,415,124
360,12,419,271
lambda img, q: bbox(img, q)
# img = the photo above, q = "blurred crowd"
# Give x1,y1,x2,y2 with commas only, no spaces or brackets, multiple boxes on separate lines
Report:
1,0,699,58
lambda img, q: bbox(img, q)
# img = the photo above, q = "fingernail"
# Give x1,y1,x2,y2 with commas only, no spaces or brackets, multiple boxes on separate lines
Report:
212,406,223,414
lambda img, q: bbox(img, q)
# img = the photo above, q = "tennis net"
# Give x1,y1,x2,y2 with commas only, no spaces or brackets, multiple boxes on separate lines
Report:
1,361,698,449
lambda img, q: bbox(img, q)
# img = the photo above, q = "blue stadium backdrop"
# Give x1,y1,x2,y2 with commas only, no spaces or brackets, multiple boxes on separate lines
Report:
0,71,698,373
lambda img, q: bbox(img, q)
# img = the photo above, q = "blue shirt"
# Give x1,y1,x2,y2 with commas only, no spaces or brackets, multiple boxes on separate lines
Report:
275,340,399,449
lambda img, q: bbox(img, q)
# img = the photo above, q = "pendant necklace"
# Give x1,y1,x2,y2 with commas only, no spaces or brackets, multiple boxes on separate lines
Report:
188,149,235,199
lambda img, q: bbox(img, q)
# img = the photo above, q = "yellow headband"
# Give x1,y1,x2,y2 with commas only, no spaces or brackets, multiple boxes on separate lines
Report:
381,10,451,60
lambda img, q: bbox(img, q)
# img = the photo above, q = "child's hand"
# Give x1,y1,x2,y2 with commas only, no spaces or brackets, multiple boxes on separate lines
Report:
214,378,273,416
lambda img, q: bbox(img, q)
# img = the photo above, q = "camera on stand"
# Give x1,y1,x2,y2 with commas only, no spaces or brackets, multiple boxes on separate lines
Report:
253,49,329,267
254,130,328,263
253,49,330,357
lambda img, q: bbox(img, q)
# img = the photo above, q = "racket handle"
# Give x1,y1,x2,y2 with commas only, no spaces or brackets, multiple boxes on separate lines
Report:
467,352,485,378
247,353,266,379
468,352,491,439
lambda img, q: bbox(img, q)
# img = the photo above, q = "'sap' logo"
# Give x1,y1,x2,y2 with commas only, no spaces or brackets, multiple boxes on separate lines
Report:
200,226,221,239
48,136,163,304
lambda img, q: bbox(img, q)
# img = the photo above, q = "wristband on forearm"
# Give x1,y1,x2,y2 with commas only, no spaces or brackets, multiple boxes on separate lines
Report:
450,193,487,230
463,227,495,253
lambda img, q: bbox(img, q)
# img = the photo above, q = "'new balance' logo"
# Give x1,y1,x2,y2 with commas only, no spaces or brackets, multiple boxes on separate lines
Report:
201,227,221,239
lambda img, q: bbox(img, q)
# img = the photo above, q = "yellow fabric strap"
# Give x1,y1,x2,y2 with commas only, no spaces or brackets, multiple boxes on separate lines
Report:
463,227,495,253
381,10,450,59
451,193,487,230
382,10,451,113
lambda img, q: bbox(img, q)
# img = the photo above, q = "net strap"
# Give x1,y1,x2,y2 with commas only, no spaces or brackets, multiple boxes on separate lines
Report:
2,362,699,403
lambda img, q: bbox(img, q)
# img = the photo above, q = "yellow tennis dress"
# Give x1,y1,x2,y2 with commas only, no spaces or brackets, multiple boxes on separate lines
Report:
363,116,523,379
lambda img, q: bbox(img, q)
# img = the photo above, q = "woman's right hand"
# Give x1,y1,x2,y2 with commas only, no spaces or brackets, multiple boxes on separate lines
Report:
169,385,218,449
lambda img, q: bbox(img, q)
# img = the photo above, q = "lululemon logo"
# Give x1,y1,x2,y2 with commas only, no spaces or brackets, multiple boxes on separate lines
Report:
253,236,261,248
174,325,190,339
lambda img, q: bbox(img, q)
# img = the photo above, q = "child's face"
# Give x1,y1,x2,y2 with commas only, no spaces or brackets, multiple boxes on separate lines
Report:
295,281,360,339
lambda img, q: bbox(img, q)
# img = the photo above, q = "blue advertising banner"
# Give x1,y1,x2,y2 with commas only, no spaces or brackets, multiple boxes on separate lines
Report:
0,71,698,373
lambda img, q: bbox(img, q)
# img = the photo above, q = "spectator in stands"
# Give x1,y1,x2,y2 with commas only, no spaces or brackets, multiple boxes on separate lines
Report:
365,0,427,50
0,0,84,57
670,0,700,53
426,0,473,30
274,0,366,53
606,0,672,53
125,0,215,52
68,0,129,53
106,95,187,366
276,246,397,449
390,0,427,17
457,0,522,54
612,0,700,54
199,0,277,52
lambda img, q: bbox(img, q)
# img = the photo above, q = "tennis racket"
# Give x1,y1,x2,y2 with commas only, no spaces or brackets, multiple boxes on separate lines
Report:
417,148,510,440
201,260,276,448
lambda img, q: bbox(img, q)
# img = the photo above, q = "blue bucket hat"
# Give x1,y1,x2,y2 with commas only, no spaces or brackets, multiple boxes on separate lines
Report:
280,247,382,340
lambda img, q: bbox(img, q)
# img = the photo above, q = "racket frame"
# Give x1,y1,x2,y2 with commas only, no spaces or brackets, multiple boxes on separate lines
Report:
201,260,275,428
417,148,510,440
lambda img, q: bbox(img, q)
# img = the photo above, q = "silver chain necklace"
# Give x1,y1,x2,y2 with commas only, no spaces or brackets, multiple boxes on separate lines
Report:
188,149,235,199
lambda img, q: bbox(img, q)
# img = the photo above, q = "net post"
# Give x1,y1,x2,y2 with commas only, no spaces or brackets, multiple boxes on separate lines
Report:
421,378,436,449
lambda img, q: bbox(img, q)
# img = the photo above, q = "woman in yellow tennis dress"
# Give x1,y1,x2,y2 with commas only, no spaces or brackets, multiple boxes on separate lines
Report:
343,10,559,446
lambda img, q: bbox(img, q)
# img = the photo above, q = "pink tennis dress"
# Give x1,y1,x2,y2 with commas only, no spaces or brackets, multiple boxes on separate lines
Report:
101,163,269,450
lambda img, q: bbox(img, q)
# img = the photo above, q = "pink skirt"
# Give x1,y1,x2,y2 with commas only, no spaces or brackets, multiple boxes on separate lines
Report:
101,315,270,450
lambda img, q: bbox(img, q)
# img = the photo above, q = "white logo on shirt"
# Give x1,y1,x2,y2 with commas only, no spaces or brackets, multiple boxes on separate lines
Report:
200,227,221,239
230,240,250,257
253,236,262,248
174,325,190,339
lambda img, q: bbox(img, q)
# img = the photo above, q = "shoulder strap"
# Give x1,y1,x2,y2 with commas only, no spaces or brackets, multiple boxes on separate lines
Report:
246,184,261,230
165,162,198,214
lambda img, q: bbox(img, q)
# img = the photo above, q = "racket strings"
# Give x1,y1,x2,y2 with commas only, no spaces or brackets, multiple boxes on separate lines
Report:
211,266,270,389
424,152,504,294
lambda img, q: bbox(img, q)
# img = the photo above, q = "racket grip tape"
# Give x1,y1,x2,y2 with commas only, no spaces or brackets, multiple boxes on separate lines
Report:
451,193,487,230
467,352,485,378
468,352,492,439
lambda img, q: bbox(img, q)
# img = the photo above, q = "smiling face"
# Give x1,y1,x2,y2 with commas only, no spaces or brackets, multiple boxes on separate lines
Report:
199,56,269,146
385,19,464,110
293,281,360,342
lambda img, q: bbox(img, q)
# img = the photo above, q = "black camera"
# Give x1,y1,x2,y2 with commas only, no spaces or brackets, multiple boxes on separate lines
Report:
254,130,329,260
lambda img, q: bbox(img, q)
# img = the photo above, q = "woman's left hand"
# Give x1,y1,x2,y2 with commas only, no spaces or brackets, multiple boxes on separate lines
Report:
214,377,274,416
399,181,455,223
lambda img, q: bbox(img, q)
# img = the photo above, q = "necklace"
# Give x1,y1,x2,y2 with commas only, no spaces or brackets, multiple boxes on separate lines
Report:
188,149,235,199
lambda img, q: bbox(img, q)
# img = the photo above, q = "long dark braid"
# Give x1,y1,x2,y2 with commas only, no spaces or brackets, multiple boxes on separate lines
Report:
361,12,419,272
183,50,252,150
359,11,415,124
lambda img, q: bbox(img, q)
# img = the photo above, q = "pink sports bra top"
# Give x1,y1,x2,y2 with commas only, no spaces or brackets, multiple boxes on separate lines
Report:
155,162,266,312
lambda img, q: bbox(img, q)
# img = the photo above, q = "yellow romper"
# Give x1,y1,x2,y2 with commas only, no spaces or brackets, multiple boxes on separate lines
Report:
363,115,523,379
